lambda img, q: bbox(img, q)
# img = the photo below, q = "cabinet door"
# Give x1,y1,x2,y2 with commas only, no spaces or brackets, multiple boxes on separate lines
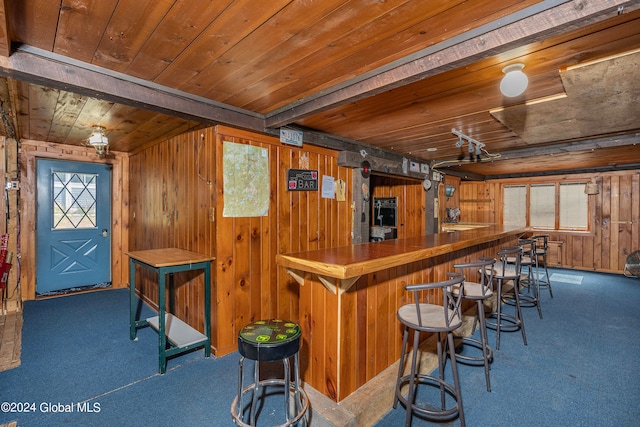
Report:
547,241,563,266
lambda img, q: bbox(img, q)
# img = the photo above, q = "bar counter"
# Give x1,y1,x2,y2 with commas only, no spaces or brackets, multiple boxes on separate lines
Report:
277,225,524,293
275,225,525,402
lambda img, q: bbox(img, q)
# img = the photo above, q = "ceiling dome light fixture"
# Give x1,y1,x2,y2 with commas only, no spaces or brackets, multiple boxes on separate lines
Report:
500,63,528,97
88,125,109,157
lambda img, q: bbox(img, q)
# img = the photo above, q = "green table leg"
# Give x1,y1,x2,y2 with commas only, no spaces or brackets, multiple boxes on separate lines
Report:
158,267,167,374
128,256,212,373
129,259,136,340
204,263,211,357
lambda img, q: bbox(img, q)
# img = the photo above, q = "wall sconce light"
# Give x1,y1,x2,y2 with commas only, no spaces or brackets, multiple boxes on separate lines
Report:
445,185,456,198
500,63,528,97
87,126,109,157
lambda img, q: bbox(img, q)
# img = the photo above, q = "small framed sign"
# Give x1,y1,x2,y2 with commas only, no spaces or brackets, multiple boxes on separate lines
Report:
287,169,318,191
280,128,303,147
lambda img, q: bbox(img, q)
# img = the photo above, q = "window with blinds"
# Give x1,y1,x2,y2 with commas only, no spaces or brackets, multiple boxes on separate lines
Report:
502,182,588,231
504,185,527,226
559,182,588,230
530,184,555,228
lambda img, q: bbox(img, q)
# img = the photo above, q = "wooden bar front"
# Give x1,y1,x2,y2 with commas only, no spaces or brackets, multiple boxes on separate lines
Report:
276,225,524,402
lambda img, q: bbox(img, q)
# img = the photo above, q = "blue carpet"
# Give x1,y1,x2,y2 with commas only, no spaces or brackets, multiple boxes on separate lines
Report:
0,289,282,426
2,269,639,426
374,268,640,426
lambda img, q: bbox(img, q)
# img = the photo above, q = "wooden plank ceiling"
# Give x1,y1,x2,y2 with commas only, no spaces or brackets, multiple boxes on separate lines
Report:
0,0,639,179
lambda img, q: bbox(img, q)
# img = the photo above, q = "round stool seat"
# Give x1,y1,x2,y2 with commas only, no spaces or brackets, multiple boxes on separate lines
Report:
238,319,301,362
232,319,308,426
453,280,493,300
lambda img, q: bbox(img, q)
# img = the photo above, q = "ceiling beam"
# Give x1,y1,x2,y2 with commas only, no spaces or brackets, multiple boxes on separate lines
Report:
0,45,265,131
496,133,640,158
436,133,640,179
485,163,640,180
264,125,425,165
439,169,486,182
337,151,426,180
265,0,640,128
436,133,640,165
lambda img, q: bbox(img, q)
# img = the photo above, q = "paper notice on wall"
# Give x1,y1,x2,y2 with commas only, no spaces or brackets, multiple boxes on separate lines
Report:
322,175,335,199
336,179,346,201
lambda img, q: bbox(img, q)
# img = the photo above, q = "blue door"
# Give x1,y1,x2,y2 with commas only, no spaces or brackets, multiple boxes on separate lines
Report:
36,159,112,294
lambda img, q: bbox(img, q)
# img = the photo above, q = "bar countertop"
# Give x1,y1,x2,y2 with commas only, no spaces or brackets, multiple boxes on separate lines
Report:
275,225,525,281
276,224,525,402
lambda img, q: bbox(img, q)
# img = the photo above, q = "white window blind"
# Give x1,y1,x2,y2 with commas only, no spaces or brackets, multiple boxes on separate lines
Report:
559,182,588,230
530,184,555,228
503,182,589,231
504,185,527,226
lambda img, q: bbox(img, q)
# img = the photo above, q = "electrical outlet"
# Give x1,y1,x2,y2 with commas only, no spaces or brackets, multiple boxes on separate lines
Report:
5,181,19,190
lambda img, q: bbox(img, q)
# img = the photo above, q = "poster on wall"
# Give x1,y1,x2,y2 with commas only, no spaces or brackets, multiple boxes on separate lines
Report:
222,141,270,217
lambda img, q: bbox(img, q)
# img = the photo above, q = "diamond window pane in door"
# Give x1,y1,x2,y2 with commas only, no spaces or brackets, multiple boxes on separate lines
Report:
52,172,98,229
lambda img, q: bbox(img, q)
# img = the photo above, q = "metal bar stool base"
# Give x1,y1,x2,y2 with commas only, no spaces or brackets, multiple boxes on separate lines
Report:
231,320,309,427
486,310,527,350
504,291,543,319
454,336,494,366
231,377,309,427
395,373,463,423
486,312,522,332
536,274,554,298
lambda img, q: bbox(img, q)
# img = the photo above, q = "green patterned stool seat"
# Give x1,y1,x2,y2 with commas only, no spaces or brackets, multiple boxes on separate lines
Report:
238,319,301,362
231,319,309,426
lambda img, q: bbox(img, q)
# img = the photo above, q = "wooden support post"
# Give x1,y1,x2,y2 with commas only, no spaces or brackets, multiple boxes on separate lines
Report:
352,172,370,244
1,137,21,311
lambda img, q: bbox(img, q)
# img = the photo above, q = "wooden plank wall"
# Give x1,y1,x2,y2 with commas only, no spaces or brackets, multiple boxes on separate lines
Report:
457,170,640,273
18,139,129,300
128,128,216,348
458,180,496,224
128,125,357,356
371,175,426,239
213,126,354,355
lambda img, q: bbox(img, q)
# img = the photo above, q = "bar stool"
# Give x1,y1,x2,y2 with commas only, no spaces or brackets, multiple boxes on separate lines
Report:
231,319,309,427
451,258,495,392
531,234,554,298
394,274,466,427
486,247,527,350
510,239,543,319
